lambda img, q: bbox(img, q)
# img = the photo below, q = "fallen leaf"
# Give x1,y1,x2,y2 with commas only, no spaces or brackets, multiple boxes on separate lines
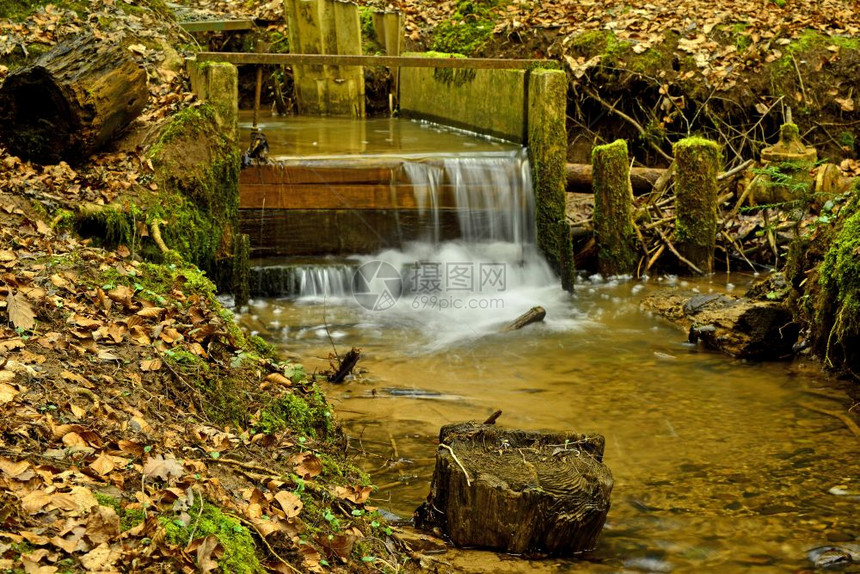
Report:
274,490,303,518
0,382,18,404
291,452,322,479
140,358,162,371
192,534,223,574
7,291,36,330
89,452,116,475
80,542,120,571
142,454,184,481
333,485,372,504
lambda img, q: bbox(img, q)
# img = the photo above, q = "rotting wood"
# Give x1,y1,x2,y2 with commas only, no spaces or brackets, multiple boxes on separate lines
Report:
197,52,551,69
415,422,613,554
503,306,546,331
329,347,361,383
0,33,148,164
567,163,663,194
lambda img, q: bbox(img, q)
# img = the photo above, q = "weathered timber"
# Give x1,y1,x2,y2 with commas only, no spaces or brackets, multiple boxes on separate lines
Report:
528,69,574,292
283,0,365,117
503,306,546,331
329,348,361,383
641,288,800,359
415,422,613,554
179,19,256,32
567,163,663,194
673,137,721,274
0,34,147,163
197,52,550,69
592,140,637,276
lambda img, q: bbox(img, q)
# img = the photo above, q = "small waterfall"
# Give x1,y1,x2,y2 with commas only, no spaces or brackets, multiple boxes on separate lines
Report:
251,263,355,298
251,147,553,302
402,149,535,245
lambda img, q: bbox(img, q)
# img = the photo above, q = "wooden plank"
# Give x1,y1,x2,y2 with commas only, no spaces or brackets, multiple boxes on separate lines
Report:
240,164,397,185
239,182,503,209
179,20,256,32
198,51,552,69
240,183,420,210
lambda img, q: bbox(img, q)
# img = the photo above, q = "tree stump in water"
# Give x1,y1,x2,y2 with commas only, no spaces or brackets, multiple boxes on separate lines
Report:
0,34,148,164
414,422,613,554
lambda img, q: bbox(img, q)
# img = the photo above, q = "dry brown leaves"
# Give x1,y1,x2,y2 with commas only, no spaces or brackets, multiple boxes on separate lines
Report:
0,190,382,571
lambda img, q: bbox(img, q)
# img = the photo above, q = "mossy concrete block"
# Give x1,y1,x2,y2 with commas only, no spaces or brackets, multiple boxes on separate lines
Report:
673,137,721,274
187,59,238,142
399,53,526,142
592,139,637,276
527,68,573,290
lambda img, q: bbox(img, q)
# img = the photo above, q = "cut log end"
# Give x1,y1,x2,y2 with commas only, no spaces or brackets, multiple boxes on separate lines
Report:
0,34,148,164
415,422,613,555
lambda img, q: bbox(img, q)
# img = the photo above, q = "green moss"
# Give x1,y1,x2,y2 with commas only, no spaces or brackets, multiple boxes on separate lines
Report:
0,0,86,19
256,388,334,438
161,502,262,574
248,334,277,360
430,0,501,55
673,137,721,272
95,493,122,515
816,194,860,368
122,507,146,531
592,140,637,275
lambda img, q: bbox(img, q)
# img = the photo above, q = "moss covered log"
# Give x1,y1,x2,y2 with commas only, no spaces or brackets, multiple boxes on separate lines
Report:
673,137,721,274
592,139,637,276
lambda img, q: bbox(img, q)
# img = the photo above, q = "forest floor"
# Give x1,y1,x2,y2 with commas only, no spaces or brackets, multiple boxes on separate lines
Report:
0,0,859,572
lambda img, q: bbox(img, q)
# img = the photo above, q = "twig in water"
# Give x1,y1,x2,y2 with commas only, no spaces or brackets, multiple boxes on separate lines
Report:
798,401,860,437
655,227,704,275
439,444,471,487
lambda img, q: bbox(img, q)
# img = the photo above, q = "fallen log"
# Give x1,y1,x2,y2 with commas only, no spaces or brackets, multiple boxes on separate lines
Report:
567,163,664,194
502,306,546,331
414,422,613,554
0,34,148,164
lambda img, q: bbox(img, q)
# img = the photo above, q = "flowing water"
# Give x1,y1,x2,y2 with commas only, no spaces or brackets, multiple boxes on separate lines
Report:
238,116,859,573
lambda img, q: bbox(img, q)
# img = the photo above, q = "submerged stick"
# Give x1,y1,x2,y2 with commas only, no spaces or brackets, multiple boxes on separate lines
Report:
798,401,860,437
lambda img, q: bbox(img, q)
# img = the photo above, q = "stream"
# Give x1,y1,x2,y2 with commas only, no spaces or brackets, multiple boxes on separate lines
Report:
237,114,859,573
238,274,859,573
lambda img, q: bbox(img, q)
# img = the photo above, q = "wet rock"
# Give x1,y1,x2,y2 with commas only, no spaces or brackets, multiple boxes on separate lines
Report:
642,289,800,359
807,544,860,569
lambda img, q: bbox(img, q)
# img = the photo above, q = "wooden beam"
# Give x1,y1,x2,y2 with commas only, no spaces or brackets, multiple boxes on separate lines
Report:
198,51,553,69
179,20,256,32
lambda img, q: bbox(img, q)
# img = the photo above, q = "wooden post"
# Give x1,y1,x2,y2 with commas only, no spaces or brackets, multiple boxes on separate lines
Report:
673,137,721,274
592,139,637,276
252,41,266,129
528,69,574,291
283,0,365,117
